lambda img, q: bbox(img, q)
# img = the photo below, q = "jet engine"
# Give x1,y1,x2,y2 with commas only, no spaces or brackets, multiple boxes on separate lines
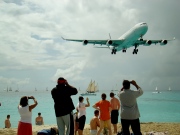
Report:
160,40,168,45
144,40,152,46
83,40,88,45
106,40,113,46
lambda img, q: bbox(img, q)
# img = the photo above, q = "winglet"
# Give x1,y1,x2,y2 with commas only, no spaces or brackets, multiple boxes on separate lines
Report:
61,36,66,40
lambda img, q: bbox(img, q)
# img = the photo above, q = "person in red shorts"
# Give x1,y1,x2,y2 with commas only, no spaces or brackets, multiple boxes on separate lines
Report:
93,93,112,135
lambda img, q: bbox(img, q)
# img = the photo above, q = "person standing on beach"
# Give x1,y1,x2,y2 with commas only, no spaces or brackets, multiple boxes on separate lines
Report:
117,80,143,135
76,96,90,135
51,77,78,135
92,93,112,135
109,92,120,134
35,112,44,125
17,96,38,135
5,114,11,128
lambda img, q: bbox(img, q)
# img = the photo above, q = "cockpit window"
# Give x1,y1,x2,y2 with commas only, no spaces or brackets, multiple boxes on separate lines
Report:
140,23,147,25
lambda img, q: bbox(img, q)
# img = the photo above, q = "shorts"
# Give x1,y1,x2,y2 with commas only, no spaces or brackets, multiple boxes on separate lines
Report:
111,110,119,124
90,130,97,135
90,130,103,135
78,115,86,130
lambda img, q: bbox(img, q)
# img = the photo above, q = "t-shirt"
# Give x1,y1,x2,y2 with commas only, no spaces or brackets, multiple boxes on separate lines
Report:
18,105,32,124
95,100,111,121
118,88,143,119
76,102,86,119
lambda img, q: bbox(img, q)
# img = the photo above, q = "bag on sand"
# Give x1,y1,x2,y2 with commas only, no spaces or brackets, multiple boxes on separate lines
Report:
37,127,59,135
117,131,124,135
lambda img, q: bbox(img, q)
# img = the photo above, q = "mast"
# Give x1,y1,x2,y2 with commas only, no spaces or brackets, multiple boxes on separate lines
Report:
86,80,92,92
90,81,95,93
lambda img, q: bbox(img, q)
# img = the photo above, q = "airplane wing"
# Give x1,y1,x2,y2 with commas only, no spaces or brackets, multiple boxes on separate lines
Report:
62,37,124,47
135,37,175,46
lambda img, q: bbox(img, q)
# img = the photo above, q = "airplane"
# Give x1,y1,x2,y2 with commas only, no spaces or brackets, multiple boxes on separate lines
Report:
62,22,175,54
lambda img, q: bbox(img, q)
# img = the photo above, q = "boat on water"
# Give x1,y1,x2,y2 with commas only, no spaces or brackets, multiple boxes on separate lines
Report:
15,90,19,92
9,87,12,92
168,87,171,91
111,84,118,91
80,80,98,96
152,87,161,93
46,87,48,91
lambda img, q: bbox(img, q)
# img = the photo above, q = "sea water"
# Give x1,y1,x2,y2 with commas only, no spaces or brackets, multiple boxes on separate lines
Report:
0,90,180,128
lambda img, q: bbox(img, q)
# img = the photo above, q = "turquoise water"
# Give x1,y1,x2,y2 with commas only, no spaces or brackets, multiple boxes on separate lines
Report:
0,90,180,128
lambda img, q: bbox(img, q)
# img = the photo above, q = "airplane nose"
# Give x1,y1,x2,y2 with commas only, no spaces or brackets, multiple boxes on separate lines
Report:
141,25,148,33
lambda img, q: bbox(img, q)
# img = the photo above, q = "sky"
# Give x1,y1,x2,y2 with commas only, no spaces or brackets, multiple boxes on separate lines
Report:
0,0,180,92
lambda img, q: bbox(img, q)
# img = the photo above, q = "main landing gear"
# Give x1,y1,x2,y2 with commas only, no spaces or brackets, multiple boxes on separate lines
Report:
111,49,117,54
122,49,126,53
133,45,138,54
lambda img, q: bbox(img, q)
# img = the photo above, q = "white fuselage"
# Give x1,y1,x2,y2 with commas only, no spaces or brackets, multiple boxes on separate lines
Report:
115,22,148,51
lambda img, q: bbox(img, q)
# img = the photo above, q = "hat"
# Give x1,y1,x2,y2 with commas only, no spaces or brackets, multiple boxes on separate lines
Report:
57,77,66,84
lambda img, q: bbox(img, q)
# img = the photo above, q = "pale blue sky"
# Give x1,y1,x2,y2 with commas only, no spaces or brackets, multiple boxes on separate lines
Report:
0,0,180,91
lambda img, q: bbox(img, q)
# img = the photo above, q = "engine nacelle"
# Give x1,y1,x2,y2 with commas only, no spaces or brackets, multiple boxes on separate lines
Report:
160,40,168,45
83,40,88,45
106,40,113,46
144,40,152,46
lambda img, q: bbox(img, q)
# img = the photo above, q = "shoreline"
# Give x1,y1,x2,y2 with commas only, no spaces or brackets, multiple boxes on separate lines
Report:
0,122,180,135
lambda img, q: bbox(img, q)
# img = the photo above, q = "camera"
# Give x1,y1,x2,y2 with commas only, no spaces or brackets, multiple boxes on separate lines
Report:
28,96,33,99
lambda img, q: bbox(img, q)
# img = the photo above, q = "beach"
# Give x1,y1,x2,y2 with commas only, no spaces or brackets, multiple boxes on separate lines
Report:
0,123,180,135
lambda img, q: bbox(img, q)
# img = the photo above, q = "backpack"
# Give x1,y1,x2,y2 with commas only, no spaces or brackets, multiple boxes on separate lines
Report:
37,128,58,135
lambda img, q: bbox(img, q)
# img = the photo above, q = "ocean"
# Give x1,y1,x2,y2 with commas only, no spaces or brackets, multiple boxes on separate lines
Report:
0,90,180,128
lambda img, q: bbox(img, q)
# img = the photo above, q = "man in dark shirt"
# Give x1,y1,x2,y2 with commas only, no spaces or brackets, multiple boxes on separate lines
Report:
51,77,78,135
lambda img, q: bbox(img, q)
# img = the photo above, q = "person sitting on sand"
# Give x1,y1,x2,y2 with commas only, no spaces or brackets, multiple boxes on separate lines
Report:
5,114,11,128
90,110,103,135
36,112,44,125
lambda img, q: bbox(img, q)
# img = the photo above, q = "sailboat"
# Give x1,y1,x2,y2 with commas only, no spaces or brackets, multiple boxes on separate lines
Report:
168,87,171,91
152,87,161,93
81,80,97,96
9,87,12,92
46,87,48,91
15,85,19,92
111,84,118,91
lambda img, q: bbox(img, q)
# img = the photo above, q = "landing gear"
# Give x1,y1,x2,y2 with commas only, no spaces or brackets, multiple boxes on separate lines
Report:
111,49,117,54
122,49,126,53
133,45,138,54
140,35,143,41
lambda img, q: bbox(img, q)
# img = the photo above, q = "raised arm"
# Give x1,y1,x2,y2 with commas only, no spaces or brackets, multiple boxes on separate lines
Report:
130,80,143,97
29,96,38,112
85,97,90,107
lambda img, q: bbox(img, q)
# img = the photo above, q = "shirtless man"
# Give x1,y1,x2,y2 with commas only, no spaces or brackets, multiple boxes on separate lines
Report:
110,92,120,134
90,110,100,135
35,112,44,125
5,115,11,128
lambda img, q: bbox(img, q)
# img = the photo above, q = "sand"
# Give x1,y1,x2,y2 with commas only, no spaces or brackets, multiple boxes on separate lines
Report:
0,123,180,135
